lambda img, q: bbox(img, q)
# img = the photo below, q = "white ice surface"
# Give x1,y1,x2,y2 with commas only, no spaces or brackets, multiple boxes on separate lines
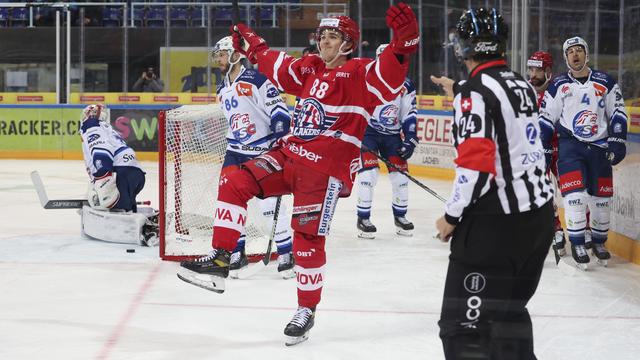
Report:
1,159,639,360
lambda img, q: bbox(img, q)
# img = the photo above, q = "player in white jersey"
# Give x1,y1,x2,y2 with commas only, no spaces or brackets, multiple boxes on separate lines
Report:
212,36,294,277
80,104,158,246
538,36,628,269
356,43,418,238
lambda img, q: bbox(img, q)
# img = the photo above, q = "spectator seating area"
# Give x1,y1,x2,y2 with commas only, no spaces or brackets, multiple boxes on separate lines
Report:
0,1,303,28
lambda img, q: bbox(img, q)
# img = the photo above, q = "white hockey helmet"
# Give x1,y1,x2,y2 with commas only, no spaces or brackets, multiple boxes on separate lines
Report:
81,103,110,124
562,36,589,66
375,43,388,58
212,36,244,61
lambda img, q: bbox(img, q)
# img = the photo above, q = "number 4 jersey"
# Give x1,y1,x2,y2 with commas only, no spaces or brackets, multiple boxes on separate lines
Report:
538,69,628,148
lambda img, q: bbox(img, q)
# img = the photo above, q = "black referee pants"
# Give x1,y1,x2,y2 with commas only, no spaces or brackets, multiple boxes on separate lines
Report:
438,201,554,360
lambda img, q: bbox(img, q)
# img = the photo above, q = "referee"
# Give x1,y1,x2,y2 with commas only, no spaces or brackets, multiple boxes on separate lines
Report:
431,8,554,360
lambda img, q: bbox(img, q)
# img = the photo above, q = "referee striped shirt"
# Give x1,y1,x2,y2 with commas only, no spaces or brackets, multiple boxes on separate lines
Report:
444,59,553,224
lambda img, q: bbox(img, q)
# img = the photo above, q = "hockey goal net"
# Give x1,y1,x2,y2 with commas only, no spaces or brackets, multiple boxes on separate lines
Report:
159,105,271,261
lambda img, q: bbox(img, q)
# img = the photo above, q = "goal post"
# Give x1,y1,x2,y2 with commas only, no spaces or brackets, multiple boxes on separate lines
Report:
158,104,273,261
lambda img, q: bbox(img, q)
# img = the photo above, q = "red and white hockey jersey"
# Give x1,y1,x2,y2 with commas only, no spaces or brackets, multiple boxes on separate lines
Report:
256,48,409,195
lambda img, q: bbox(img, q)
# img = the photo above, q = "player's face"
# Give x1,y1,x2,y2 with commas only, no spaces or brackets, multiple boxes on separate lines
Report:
566,45,586,71
213,50,230,73
528,67,546,87
318,29,346,62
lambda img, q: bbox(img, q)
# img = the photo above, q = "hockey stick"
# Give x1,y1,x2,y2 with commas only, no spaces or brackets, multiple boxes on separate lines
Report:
236,195,282,279
31,170,150,210
362,146,447,203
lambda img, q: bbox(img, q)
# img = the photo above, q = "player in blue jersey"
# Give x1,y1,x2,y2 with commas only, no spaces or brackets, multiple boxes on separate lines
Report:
212,36,294,278
355,44,418,239
80,103,158,246
538,36,628,269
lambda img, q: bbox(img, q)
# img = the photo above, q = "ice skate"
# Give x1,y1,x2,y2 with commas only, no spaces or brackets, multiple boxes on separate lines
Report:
571,244,590,271
552,230,566,257
591,243,611,267
357,217,377,239
394,216,414,236
177,249,230,293
284,307,315,346
229,250,249,279
277,252,295,279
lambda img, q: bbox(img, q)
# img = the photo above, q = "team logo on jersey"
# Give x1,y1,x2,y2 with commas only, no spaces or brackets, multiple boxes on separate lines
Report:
375,104,399,127
87,134,100,143
292,98,338,140
235,82,253,97
230,113,256,141
572,110,599,138
525,123,538,144
266,87,280,98
593,83,606,97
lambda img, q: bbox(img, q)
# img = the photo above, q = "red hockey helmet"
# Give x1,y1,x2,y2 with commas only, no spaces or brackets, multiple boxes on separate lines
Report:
527,51,553,70
315,16,360,45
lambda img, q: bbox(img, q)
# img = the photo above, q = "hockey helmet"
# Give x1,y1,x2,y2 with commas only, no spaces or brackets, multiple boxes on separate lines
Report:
316,16,360,45
453,8,508,61
562,36,589,62
212,35,244,60
527,51,553,70
81,103,110,124
375,43,389,58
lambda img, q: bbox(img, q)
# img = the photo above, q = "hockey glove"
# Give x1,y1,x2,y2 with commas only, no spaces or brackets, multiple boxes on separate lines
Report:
386,2,420,55
87,172,120,210
270,115,291,139
397,138,418,160
607,138,626,165
543,148,554,171
231,23,269,64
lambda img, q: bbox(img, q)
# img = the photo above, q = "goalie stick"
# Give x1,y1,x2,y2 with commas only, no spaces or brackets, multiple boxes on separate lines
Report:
31,170,150,209
362,146,446,203
236,196,282,279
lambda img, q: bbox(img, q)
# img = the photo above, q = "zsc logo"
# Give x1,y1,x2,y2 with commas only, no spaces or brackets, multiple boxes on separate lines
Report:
572,110,599,138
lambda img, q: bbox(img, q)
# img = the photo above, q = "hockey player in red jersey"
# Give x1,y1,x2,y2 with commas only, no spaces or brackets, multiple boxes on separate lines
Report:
527,51,567,255
177,3,419,346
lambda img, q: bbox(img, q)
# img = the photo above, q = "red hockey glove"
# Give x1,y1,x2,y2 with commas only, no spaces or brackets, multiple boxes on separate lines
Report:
386,2,419,55
231,23,269,64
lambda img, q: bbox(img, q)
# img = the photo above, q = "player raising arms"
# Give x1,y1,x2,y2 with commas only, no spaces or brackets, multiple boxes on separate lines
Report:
178,3,419,345
211,35,294,278
357,43,419,239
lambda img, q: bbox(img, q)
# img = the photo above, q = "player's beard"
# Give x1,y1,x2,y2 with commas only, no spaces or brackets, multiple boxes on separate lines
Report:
529,76,545,87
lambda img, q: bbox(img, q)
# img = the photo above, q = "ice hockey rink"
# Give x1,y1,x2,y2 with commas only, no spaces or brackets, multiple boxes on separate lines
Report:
1,159,639,360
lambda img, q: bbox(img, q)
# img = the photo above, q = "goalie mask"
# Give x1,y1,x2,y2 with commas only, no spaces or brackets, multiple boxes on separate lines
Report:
81,103,110,124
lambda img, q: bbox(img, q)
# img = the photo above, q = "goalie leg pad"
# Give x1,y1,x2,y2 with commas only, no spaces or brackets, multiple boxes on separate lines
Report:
81,205,147,245
293,232,326,309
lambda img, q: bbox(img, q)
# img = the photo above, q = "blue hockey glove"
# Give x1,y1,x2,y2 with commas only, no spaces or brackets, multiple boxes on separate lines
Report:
607,137,626,165
397,138,418,160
